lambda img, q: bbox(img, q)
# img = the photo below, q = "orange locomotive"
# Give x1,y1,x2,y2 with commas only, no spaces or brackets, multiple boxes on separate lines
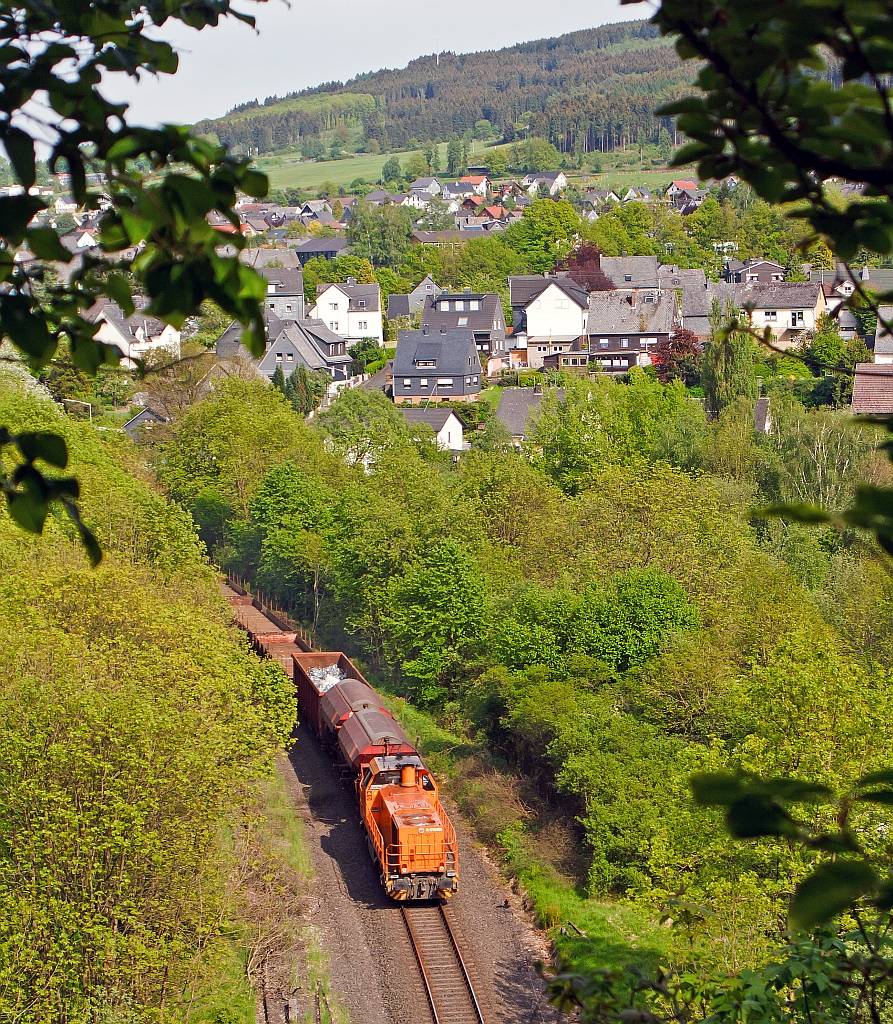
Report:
361,756,458,900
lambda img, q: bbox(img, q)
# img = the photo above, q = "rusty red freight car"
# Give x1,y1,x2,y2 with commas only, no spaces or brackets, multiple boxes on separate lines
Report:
319,679,390,744
337,708,416,772
294,652,370,736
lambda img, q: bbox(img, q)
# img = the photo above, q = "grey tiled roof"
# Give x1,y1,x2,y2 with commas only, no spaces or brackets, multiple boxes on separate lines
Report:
874,305,893,355
316,281,381,312
419,292,504,333
259,266,304,295
494,387,564,439
393,328,482,377
587,292,675,335
402,408,464,431
240,248,302,268
387,294,411,318
734,281,822,309
600,256,660,289
852,363,893,414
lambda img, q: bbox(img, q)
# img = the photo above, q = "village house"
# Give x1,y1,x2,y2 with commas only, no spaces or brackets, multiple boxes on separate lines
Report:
90,299,181,368
409,177,442,196
508,275,590,338
736,281,826,348
723,258,786,284
259,266,304,320
852,363,893,415
522,171,568,195
600,255,661,293
216,314,353,380
402,408,467,453
392,326,483,404
419,290,505,358
386,275,441,319
494,387,565,442
586,290,677,373
292,237,350,265
307,278,383,345
874,306,893,363
459,175,490,196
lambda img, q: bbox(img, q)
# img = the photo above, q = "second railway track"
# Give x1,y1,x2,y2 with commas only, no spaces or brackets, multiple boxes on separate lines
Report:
402,903,486,1024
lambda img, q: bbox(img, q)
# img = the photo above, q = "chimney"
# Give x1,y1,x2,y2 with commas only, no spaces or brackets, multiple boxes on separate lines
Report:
422,325,429,336
346,276,356,286
464,286,471,293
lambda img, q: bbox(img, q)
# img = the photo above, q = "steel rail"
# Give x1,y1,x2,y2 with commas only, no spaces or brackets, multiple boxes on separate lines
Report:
401,904,486,1024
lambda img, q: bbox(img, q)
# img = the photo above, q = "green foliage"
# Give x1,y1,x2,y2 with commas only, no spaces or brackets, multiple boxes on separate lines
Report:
347,200,415,268
504,199,581,274
514,137,562,173
380,155,401,182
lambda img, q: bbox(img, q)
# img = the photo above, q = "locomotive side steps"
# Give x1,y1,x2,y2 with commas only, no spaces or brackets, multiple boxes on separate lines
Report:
401,903,486,1024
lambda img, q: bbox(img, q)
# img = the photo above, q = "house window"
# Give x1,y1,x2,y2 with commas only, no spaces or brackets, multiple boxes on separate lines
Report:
458,317,468,326
765,310,777,321
555,298,569,309
330,322,339,331
358,300,366,307
275,352,283,360
473,376,478,384
455,300,465,311
621,338,629,348
534,299,541,309
624,275,632,282
403,379,412,387
792,310,805,325
285,304,292,312
286,353,294,361
600,339,609,348
417,360,436,367
437,378,453,387
329,303,338,310
358,320,368,330
644,295,654,303
439,301,449,311
420,378,428,387
268,302,275,309
466,377,471,384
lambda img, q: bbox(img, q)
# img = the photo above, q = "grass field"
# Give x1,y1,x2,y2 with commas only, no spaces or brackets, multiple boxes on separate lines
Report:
260,140,696,196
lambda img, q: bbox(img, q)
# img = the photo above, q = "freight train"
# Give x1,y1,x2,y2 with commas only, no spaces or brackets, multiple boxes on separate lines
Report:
222,580,459,901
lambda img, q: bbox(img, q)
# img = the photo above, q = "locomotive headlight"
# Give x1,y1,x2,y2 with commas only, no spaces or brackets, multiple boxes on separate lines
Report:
438,863,445,873
401,864,408,873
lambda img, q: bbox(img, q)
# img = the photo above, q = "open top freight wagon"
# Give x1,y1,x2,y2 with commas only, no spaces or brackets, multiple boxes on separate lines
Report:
294,652,372,737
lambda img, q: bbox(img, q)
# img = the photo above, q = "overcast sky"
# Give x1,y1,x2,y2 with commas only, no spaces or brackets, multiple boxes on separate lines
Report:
103,0,647,128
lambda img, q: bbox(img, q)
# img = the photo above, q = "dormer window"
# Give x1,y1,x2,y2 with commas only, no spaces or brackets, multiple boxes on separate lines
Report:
624,275,632,282
455,300,465,311
358,300,366,307
458,317,468,326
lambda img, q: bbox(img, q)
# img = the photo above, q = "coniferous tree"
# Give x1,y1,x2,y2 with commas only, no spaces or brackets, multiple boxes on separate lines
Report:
270,364,286,394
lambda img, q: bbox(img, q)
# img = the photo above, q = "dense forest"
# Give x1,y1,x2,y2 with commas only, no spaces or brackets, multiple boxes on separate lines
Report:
195,21,692,155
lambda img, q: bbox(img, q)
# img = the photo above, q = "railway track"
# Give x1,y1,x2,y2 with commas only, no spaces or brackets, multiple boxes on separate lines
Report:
401,903,486,1024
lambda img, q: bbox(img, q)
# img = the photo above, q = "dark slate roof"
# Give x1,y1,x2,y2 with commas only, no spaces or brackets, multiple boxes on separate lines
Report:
274,320,353,373
726,258,784,273
96,298,167,339
413,230,466,244
123,407,167,440
392,328,482,377
852,363,893,415
259,266,304,295
419,292,504,333
509,275,553,306
387,294,411,318
294,237,350,255
410,177,440,189
402,408,464,431
600,256,660,289
494,388,564,439
753,397,772,433
587,292,676,335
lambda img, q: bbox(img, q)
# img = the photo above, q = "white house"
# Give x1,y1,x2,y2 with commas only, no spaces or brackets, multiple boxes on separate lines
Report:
737,282,826,348
522,171,568,196
91,300,181,367
409,177,442,196
402,408,467,453
521,279,589,338
459,175,490,197
307,278,383,345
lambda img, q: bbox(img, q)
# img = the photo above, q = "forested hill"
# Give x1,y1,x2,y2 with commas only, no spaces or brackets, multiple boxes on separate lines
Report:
196,21,691,156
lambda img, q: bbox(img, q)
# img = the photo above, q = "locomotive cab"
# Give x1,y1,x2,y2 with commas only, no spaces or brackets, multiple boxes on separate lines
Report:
360,755,458,900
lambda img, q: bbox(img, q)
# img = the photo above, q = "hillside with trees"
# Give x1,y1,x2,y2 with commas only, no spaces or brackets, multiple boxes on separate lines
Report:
195,21,691,158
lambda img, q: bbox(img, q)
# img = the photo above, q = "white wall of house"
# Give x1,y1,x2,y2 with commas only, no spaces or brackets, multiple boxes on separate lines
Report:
435,413,465,451
524,282,587,337
94,320,181,367
311,284,384,344
750,296,825,348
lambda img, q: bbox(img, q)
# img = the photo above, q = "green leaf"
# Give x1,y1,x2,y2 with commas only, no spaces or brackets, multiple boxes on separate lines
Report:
2,126,36,188
856,790,893,805
241,169,269,198
760,502,830,524
690,772,744,805
857,768,893,787
15,432,68,468
104,274,135,317
26,227,72,263
0,195,46,243
790,861,876,930
726,795,799,839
